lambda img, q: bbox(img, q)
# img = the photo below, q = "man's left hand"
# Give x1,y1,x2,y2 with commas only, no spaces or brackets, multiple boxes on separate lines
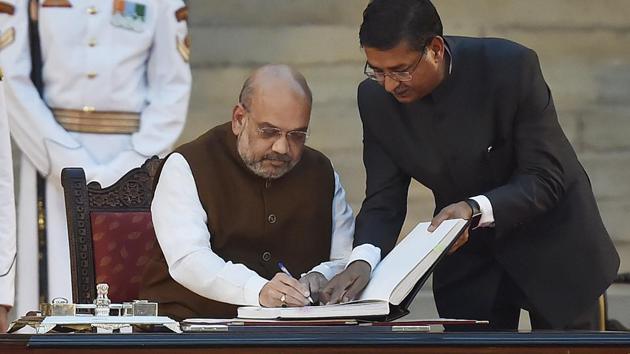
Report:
428,201,472,254
299,272,327,304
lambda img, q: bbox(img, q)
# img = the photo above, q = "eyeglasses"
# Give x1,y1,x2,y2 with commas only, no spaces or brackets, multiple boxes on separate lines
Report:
240,103,310,146
255,126,309,145
364,50,425,83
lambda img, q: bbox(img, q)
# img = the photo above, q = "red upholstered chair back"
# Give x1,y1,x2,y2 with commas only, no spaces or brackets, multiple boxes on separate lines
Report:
90,211,156,303
61,157,162,304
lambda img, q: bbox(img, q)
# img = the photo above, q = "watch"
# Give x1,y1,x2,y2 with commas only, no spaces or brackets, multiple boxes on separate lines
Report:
464,198,482,229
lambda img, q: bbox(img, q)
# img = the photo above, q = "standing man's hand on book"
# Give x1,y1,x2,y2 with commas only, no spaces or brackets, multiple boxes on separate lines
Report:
320,260,371,305
299,272,327,304
428,201,472,254
259,273,311,308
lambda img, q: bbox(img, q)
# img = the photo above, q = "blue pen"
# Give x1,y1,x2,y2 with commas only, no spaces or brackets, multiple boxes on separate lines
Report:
277,261,315,304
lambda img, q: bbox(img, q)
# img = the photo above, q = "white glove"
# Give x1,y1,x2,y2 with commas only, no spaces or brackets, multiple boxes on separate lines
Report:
45,139,147,187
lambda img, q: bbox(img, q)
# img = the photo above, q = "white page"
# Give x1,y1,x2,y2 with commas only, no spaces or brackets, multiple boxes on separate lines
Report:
359,219,463,301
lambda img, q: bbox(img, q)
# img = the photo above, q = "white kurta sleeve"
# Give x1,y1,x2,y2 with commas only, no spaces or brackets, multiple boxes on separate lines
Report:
152,153,268,306
0,79,16,307
0,0,97,177
131,0,191,157
306,170,355,280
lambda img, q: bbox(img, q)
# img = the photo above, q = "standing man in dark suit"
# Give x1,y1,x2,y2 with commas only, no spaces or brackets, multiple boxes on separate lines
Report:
321,0,619,330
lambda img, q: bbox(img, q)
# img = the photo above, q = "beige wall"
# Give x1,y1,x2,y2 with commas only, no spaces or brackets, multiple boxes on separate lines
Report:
184,0,630,272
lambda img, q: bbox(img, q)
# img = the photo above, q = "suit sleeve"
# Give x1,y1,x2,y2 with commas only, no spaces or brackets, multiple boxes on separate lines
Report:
354,84,411,256
485,49,573,235
130,0,191,158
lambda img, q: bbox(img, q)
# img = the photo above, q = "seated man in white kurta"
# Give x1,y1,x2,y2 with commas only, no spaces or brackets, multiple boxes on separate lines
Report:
140,65,379,319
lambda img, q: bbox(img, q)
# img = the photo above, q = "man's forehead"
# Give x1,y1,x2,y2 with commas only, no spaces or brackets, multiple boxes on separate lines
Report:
249,94,310,129
364,43,419,70
252,78,307,101
251,88,308,110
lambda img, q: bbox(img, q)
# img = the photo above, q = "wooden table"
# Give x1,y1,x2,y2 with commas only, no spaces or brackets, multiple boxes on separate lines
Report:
2,326,630,353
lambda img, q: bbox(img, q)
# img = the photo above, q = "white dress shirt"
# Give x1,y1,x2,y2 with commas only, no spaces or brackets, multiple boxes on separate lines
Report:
152,153,378,306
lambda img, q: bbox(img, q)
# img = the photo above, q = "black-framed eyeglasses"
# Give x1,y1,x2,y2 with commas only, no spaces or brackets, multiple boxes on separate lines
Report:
364,49,425,83
240,103,310,146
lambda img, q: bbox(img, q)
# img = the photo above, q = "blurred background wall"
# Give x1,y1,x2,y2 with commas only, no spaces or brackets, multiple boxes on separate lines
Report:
182,0,630,326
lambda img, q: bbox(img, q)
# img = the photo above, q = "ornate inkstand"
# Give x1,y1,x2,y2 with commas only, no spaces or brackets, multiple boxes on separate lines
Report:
8,283,180,333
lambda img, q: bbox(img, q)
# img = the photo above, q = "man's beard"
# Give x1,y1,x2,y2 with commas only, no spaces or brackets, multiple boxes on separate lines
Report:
237,134,298,179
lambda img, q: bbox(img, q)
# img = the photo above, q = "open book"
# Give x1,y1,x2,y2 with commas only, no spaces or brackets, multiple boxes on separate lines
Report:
237,218,469,320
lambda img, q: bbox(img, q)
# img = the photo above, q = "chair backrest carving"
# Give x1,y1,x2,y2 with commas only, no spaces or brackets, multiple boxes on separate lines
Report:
61,156,162,304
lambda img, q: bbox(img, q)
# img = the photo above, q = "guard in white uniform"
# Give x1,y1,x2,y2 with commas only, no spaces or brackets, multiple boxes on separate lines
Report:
0,0,191,318
0,69,17,331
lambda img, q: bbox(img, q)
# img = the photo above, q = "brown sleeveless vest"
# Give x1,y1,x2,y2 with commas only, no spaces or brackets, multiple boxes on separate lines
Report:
140,123,334,320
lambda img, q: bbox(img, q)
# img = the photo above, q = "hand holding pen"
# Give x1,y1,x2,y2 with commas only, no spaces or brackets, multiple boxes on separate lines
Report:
278,262,315,304
257,262,313,308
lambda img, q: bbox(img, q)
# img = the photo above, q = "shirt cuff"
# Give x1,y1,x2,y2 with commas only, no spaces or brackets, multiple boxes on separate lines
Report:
309,265,332,281
347,244,381,274
470,195,495,227
308,259,345,281
243,274,269,307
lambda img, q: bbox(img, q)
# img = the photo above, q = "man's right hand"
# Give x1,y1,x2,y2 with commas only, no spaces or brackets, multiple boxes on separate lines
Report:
259,273,311,308
320,260,371,305
0,305,10,333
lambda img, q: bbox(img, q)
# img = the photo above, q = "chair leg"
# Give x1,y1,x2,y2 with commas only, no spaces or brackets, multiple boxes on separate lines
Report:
597,294,607,331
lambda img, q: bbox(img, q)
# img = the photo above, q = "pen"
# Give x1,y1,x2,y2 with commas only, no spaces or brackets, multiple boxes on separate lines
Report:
277,261,315,304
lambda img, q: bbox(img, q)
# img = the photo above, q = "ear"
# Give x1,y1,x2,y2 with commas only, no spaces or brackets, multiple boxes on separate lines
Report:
232,104,246,136
428,36,445,61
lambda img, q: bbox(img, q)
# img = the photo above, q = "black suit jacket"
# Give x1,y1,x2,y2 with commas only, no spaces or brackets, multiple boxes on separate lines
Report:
355,36,619,327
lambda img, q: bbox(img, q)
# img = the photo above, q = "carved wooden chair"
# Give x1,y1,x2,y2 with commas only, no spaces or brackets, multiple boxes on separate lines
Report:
61,156,162,304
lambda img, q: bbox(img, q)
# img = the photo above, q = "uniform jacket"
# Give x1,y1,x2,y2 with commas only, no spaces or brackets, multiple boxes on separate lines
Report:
0,75,16,307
